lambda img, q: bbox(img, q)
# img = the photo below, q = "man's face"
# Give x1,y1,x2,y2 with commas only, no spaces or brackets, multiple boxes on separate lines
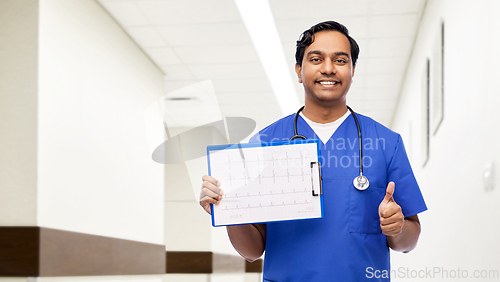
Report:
295,30,355,107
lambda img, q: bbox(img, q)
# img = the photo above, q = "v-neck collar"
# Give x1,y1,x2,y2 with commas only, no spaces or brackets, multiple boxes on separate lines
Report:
297,113,354,146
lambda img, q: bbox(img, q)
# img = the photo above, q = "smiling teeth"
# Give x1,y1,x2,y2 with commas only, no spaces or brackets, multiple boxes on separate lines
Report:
320,81,337,85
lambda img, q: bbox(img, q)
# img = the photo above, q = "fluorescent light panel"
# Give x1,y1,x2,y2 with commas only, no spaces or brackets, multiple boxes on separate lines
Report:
235,0,300,115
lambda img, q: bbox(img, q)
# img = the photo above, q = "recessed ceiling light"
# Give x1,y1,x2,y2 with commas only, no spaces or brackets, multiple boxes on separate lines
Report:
166,97,196,101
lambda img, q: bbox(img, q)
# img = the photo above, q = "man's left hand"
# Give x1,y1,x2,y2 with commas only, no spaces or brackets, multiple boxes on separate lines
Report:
378,182,404,236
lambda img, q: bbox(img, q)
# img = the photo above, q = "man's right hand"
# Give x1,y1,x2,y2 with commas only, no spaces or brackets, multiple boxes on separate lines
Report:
200,175,224,214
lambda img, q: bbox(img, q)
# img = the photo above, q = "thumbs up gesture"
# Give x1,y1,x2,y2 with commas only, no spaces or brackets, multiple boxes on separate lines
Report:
378,182,404,236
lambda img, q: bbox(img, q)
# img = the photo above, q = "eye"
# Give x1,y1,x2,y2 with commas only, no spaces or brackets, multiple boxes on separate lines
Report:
310,58,321,62
336,59,347,63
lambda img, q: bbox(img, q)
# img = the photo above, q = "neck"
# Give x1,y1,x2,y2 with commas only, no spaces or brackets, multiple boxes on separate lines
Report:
302,100,348,124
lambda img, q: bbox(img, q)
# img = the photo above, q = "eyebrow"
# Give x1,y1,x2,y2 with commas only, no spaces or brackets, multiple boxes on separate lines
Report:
306,50,350,58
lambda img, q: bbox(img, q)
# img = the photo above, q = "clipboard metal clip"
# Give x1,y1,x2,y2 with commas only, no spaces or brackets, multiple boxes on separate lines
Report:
310,161,322,196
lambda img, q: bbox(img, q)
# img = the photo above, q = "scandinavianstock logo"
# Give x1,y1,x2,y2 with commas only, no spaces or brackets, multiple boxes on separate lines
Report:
366,266,499,279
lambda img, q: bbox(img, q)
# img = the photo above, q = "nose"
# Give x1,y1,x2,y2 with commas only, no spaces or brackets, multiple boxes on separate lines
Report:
320,59,336,75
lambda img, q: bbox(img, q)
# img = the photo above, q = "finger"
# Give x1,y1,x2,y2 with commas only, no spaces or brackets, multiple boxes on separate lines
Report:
203,205,211,215
380,203,401,218
201,201,214,215
201,180,224,196
380,212,404,226
383,181,395,203
200,195,221,215
202,175,221,187
380,219,404,229
381,224,403,236
381,219,404,234
200,195,221,206
200,187,223,201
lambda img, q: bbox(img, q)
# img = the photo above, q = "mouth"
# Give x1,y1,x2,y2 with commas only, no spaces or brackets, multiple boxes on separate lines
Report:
317,80,340,86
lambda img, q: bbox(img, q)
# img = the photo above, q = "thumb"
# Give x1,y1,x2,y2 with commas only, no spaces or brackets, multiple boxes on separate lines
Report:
384,182,395,203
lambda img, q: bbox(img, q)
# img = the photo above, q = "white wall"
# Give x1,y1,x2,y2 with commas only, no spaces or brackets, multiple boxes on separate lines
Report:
0,0,165,245
391,0,500,280
35,0,165,244
0,1,165,281
0,0,38,226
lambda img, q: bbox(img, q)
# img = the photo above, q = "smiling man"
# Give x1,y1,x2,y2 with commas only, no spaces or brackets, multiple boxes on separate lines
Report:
296,28,355,123
200,21,427,281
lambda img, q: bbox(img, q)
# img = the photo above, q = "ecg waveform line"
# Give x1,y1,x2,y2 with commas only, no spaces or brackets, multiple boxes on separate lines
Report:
222,188,311,200
222,199,313,210
220,170,311,186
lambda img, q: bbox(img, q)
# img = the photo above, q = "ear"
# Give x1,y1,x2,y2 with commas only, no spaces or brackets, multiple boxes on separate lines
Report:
351,64,356,77
295,63,303,83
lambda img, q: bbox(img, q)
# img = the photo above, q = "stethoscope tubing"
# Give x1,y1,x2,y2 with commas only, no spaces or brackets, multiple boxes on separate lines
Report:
346,105,363,175
290,105,367,190
292,106,307,140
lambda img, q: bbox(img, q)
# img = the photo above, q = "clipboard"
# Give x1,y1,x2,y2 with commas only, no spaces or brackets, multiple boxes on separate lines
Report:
207,139,324,227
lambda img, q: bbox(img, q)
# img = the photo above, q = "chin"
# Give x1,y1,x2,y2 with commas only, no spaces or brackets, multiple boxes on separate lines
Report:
316,94,346,103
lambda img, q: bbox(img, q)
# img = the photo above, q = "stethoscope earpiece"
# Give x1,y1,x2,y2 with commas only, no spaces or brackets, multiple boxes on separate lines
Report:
291,105,369,191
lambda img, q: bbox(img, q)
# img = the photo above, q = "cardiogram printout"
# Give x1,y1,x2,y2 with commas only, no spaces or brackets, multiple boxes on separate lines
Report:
207,140,323,227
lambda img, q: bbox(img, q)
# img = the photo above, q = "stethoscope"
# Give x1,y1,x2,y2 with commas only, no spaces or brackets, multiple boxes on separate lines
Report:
290,105,369,191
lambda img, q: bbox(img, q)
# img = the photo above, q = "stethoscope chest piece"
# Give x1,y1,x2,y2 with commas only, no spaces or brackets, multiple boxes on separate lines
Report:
353,175,369,191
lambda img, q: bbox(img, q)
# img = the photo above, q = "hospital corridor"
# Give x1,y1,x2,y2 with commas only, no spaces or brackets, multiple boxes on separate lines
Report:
0,0,499,281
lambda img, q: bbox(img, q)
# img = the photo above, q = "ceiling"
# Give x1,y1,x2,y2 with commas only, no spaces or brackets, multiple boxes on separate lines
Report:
97,0,426,130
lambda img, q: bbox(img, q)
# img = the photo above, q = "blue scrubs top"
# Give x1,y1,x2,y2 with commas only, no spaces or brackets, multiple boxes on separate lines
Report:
249,113,427,282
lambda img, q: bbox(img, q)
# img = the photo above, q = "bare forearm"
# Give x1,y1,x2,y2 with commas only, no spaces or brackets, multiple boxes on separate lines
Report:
226,224,265,261
387,215,421,253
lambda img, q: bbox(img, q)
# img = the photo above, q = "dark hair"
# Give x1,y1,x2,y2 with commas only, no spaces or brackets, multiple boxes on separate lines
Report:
295,21,360,66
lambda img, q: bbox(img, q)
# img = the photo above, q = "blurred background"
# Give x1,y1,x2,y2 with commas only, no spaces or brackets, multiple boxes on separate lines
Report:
0,0,499,281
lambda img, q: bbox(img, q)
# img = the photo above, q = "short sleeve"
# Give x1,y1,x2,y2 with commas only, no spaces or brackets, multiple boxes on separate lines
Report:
387,135,428,217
